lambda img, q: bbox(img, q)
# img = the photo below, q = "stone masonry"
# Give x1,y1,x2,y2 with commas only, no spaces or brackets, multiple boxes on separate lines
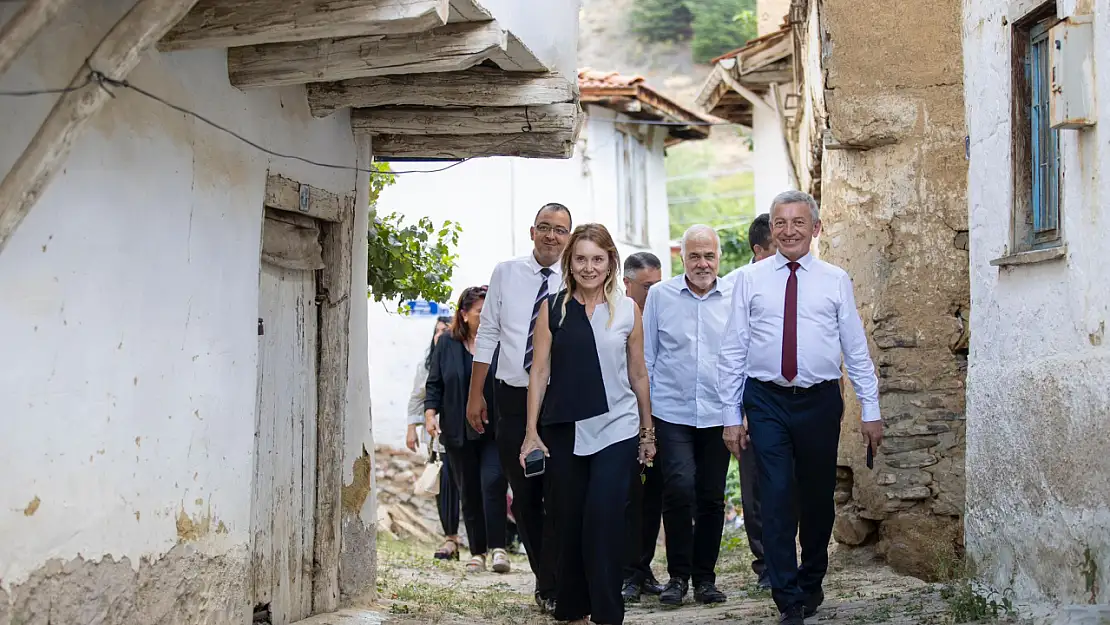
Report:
791,0,970,579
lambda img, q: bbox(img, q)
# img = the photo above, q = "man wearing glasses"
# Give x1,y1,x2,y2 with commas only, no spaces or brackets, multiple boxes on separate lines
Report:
467,203,572,613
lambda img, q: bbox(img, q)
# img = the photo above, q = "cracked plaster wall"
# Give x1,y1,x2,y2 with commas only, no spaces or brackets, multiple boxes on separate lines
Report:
0,0,367,619
963,0,1110,608
815,0,970,579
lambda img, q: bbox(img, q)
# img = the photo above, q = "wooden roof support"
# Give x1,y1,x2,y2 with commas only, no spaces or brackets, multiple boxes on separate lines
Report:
227,21,505,89
307,67,576,118
486,32,548,72
0,0,76,78
446,0,492,22
160,0,449,51
0,0,200,255
350,103,578,135
368,131,576,159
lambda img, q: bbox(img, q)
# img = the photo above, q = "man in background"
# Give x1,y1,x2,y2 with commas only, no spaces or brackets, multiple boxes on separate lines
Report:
620,252,665,602
723,212,776,588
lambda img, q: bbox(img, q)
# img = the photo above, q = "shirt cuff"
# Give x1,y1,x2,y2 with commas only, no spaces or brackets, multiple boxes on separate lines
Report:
473,345,495,364
723,405,744,427
861,403,882,422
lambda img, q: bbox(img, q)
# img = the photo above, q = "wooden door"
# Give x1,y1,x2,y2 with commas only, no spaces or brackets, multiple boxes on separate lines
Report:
252,261,318,625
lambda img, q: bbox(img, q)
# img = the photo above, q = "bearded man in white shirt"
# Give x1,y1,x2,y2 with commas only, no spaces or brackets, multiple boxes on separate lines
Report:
717,190,884,625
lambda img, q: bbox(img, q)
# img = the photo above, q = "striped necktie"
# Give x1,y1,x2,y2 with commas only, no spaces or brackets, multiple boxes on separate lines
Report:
524,267,553,373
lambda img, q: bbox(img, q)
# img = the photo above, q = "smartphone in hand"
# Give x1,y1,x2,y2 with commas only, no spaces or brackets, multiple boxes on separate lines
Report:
524,449,546,477
866,442,874,470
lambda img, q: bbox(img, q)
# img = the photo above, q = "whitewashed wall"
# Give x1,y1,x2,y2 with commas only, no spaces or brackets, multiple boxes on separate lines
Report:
963,0,1110,611
370,105,673,448
752,102,793,212
482,0,581,79
0,0,364,607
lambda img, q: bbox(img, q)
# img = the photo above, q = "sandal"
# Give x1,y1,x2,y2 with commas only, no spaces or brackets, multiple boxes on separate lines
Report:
491,548,511,574
466,554,487,573
433,538,459,561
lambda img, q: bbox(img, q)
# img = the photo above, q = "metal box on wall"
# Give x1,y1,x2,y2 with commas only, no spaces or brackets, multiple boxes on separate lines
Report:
1049,15,1097,130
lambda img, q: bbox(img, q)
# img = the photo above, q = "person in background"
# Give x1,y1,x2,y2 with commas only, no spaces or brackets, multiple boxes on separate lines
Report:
722,212,777,588
642,225,732,607
619,252,665,603
718,190,883,625
520,223,656,625
405,315,461,560
467,204,572,612
426,286,511,574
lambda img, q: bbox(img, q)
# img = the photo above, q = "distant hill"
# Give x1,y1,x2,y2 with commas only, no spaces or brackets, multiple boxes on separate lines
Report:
578,0,756,243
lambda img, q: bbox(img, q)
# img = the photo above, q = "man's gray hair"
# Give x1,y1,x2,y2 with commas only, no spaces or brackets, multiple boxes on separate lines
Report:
770,190,820,223
680,224,721,258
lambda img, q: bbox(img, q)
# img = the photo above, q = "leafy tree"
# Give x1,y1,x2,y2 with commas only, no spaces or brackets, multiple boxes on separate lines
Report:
689,0,758,63
629,0,695,42
366,162,463,312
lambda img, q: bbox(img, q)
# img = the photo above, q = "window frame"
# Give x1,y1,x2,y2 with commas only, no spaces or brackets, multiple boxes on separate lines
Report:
614,124,651,247
1010,2,1063,253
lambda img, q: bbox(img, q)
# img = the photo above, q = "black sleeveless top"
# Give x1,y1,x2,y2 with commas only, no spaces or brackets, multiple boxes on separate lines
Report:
541,291,610,426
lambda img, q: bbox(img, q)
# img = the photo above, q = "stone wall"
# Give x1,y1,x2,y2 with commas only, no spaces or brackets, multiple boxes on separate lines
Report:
808,0,970,579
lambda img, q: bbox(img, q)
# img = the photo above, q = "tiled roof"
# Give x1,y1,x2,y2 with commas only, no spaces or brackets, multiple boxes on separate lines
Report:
576,67,713,142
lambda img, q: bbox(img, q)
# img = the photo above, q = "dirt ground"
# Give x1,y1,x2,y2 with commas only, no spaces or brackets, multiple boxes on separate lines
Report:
296,530,1020,625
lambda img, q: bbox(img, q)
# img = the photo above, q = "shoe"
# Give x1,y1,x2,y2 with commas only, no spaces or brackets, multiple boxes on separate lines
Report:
465,554,486,573
643,574,664,595
534,591,546,613
490,548,511,574
804,588,824,617
545,597,557,613
433,538,460,560
622,578,642,603
693,582,727,604
778,604,804,625
757,573,772,590
659,578,688,606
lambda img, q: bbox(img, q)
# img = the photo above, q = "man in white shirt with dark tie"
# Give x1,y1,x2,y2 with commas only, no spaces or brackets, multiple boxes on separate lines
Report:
466,203,571,613
717,190,883,625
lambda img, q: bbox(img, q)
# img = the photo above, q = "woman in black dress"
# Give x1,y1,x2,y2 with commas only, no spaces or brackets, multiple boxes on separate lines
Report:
520,224,656,625
425,286,511,574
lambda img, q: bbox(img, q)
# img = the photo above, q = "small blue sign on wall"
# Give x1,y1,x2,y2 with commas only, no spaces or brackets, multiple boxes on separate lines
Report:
403,299,449,317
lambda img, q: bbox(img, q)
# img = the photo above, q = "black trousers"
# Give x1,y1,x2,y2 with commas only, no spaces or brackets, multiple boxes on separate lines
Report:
494,381,559,598
738,441,766,578
656,418,731,586
436,451,461,536
623,456,662,584
546,423,638,625
446,436,507,555
744,378,842,611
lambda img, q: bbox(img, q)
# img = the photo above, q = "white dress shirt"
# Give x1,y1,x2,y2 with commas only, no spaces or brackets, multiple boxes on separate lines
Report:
643,274,733,428
717,251,881,427
474,253,563,387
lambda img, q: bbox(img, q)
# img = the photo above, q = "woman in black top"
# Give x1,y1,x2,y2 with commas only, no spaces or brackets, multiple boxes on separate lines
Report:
425,286,510,574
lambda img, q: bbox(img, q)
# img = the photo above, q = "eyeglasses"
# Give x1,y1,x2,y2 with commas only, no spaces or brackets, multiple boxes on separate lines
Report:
534,223,570,237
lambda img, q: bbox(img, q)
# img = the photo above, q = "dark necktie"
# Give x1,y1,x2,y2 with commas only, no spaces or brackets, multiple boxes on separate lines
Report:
524,267,553,373
782,261,800,382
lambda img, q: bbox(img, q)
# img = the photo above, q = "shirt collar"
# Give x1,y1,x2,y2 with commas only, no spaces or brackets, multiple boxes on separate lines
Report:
679,275,721,299
528,252,561,275
773,250,815,271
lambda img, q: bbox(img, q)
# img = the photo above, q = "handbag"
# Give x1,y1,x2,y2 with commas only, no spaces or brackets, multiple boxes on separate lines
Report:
414,440,443,497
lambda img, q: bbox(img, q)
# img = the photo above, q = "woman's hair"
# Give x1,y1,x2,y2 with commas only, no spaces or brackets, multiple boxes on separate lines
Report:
449,286,488,342
424,315,454,370
559,224,622,328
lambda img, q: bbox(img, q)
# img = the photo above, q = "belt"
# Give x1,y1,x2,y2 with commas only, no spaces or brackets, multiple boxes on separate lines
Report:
750,377,839,396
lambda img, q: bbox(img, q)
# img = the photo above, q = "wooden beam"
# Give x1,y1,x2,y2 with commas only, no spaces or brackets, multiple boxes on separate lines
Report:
228,21,506,89
350,103,577,136
160,0,449,51
0,0,200,256
263,173,353,222
446,0,492,22
306,67,575,118
486,31,548,72
312,162,358,614
367,131,576,159
718,66,776,115
0,0,76,78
